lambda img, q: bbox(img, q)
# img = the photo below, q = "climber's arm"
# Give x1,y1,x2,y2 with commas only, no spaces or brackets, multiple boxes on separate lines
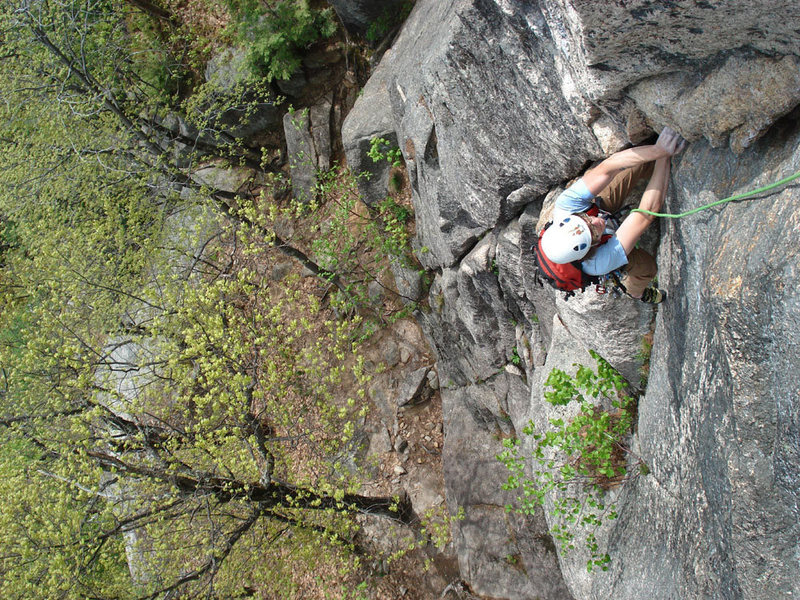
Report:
614,156,671,255
581,127,685,196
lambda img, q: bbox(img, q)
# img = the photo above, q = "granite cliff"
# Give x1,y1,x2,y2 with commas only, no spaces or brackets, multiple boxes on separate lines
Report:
341,1,800,598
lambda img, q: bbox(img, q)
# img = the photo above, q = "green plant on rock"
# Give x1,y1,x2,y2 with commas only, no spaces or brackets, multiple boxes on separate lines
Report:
497,350,641,573
376,196,411,255
382,505,465,572
308,166,416,317
637,332,654,388
420,505,464,553
368,137,404,167
388,170,404,193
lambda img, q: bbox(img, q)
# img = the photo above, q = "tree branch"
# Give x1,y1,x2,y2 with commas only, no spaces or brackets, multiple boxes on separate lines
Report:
86,450,414,523
24,12,353,298
137,505,263,600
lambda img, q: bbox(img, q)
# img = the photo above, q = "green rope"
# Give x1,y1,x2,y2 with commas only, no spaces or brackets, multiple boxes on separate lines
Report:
631,169,800,218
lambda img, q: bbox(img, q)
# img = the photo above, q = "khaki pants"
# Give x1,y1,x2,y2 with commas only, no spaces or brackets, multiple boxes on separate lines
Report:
596,162,657,298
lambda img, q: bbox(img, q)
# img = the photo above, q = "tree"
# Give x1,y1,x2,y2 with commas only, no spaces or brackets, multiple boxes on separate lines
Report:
2,0,349,291
0,2,412,597
0,119,413,598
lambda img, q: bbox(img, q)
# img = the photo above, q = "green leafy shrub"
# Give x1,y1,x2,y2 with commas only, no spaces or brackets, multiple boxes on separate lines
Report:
247,163,419,326
125,9,189,103
368,137,404,167
497,350,641,572
307,167,418,319
376,196,411,254
225,0,337,82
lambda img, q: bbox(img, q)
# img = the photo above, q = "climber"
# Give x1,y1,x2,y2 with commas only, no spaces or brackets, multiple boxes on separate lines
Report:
535,126,687,303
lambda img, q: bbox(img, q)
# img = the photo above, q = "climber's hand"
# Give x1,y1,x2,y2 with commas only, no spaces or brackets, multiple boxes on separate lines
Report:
656,126,687,156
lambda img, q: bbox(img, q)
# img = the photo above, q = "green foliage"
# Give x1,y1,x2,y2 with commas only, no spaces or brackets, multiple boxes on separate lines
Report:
0,2,423,595
252,164,418,322
0,71,168,595
225,0,338,82
368,137,404,167
420,505,465,552
183,74,282,161
377,196,412,253
0,7,393,596
0,440,131,598
125,9,189,103
365,1,414,44
380,505,465,572
0,219,19,268
389,170,405,193
0,174,379,597
497,351,640,573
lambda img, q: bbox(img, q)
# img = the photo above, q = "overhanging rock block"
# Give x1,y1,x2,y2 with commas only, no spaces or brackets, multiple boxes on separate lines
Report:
342,56,398,207
382,0,599,269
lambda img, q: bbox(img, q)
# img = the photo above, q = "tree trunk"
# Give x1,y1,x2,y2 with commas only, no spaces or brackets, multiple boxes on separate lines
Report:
124,0,176,24
87,450,416,524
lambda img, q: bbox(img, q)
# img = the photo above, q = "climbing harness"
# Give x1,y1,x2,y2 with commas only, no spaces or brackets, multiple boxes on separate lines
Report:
595,272,626,297
631,169,800,218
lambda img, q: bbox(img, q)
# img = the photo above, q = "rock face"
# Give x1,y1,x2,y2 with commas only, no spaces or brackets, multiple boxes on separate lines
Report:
284,99,333,202
532,125,800,600
443,377,573,600
341,60,397,206
620,129,800,600
341,0,800,598
382,0,600,270
328,0,410,37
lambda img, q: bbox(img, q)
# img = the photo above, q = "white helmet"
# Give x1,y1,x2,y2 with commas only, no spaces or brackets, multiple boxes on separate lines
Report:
540,215,592,264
